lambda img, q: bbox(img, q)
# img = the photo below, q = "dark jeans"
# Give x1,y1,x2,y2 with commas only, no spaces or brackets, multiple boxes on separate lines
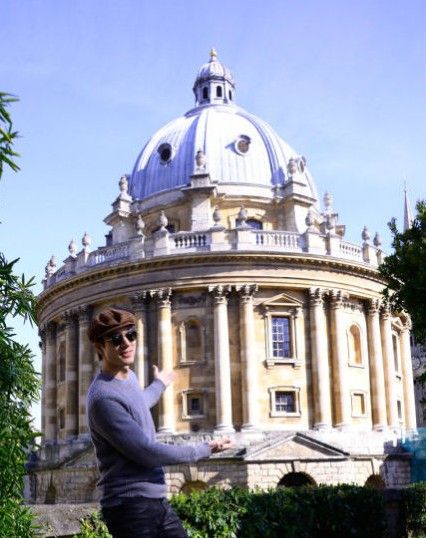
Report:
101,496,188,538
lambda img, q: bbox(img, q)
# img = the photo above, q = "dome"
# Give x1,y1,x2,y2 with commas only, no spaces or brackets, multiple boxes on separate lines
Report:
129,52,318,203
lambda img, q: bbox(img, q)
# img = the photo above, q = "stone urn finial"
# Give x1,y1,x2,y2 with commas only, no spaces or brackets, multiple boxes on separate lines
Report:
158,210,168,231
195,149,206,170
46,255,57,277
323,192,333,213
213,206,221,226
68,239,77,257
136,214,145,236
373,232,382,248
82,232,92,251
119,174,129,195
362,226,370,243
237,205,248,227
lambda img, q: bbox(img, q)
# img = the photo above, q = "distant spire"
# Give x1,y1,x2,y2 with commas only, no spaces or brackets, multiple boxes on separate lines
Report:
403,182,414,231
210,48,217,61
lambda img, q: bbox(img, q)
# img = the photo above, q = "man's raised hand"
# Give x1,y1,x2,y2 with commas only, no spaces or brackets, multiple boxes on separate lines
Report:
152,365,176,387
208,437,233,453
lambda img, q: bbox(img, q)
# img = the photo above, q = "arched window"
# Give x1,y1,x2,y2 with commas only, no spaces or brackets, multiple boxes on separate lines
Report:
186,320,202,362
58,342,66,382
202,87,208,99
392,334,400,373
365,475,385,489
278,472,316,488
229,90,232,100
216,86,222,97
348,324,362,365
45,481,56,504
180,480,208,495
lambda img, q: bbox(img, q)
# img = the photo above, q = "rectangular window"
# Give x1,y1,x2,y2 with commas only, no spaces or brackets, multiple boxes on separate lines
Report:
272,317,291,358
397,400,402,420
275,391,296,413
188,396,202,416
352,393,366,416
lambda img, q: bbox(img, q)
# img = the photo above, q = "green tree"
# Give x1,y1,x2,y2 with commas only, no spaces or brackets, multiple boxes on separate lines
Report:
0,93,41,537
380,200,426,345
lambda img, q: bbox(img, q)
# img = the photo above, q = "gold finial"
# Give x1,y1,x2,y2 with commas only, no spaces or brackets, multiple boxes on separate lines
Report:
210,48,217,60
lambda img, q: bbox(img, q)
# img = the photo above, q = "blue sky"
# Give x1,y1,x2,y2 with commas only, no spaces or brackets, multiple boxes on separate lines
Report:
1,0,425,428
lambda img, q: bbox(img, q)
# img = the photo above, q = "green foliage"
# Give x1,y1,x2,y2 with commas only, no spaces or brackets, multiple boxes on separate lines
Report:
170,485,387,538
401,482,426,537
73,512,111,538
0,92,20,175
380,200,426,345
0,93,40,537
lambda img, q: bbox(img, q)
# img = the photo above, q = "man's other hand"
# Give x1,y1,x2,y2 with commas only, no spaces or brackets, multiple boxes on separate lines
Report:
152,365,176,387
208,437,233,453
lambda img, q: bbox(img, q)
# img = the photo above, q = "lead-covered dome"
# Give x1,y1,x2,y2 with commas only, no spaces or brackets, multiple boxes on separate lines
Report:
129,52,318,202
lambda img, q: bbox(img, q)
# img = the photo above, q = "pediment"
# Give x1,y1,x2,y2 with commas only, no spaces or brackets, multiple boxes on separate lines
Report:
257,291,304,309
64,446,97,468
245,433,349,462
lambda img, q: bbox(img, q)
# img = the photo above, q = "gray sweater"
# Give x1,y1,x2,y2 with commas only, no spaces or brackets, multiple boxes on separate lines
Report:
87,370,211,506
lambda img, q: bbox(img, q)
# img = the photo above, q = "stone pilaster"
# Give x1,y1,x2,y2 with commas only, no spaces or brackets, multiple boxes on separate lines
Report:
330,290,351,429
380,304,399,429
209,285,235,433
309,288,332,430
130,292,148,389
39,328,46,436
237,284,259,431
44,322,57,442
366,299,387,430
77,305,92,437
151,288,175,433
63,310,78,439
400,318,417,432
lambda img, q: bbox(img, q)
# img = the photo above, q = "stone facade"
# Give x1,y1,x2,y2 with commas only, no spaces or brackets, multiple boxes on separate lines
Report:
28,52,417,504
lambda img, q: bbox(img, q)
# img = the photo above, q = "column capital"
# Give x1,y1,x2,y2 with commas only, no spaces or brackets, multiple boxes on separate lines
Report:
309,287,326,307
76,304,91,325
366,298,381,316
401,314,412,332
129,291,148,311
43,321,57,342
208,284,231,304
329,289,349,309
379,300,391,320
62,309,78,326
236,283,258,304
39,327,47,352
150,288,172,308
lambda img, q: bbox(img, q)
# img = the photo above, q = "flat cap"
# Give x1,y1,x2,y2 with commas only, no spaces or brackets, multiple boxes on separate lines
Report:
88,307,136,342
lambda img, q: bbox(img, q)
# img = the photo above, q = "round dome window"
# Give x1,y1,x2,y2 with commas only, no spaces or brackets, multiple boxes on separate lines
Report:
235,135,251,155
158,143,173,164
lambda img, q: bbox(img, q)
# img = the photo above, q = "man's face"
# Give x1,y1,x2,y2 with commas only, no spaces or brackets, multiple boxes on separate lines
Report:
96,326,137,372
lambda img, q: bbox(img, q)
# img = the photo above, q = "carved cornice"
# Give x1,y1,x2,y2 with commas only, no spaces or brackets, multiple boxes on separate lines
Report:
208,284,231,304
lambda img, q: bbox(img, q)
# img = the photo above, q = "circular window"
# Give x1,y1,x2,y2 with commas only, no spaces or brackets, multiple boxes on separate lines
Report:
158,143,173,164
235,135,251,155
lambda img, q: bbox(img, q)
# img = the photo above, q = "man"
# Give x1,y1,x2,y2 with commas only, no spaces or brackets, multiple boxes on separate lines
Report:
86,307,232,537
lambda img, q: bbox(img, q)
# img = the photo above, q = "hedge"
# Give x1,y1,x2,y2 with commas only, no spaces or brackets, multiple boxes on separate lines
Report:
74,483,426,538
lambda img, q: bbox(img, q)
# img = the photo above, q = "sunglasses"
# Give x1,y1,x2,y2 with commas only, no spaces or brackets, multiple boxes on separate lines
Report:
105,329,137,347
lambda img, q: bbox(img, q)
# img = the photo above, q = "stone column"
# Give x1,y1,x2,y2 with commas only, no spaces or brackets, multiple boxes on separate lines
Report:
366,299,387,430
330,290,351,429
238,284,259,431
152,288,175,433
309,288,332,430
380,304,399,429
64,310,78,439
77,305,92,437
43,322,57,442
400,318,417,432
209,285,235,433
130,292,148,389
39,328,46,436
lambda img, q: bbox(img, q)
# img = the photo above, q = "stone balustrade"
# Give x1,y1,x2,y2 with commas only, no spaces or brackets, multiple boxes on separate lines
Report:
43,228,382,289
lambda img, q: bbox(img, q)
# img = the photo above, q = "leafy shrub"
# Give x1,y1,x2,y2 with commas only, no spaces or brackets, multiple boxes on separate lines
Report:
401,482,426,537
73,512,111,538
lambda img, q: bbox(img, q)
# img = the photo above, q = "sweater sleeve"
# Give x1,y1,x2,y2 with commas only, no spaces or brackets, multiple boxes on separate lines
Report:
91,397,211,467
141,378,165,408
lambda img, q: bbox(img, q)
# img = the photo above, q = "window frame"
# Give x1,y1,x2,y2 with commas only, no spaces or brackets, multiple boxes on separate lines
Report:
346,323,365,368
350,390,368,418
263,307,300,368
269,386,301,418
181,389,207,420
177,317,206,366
